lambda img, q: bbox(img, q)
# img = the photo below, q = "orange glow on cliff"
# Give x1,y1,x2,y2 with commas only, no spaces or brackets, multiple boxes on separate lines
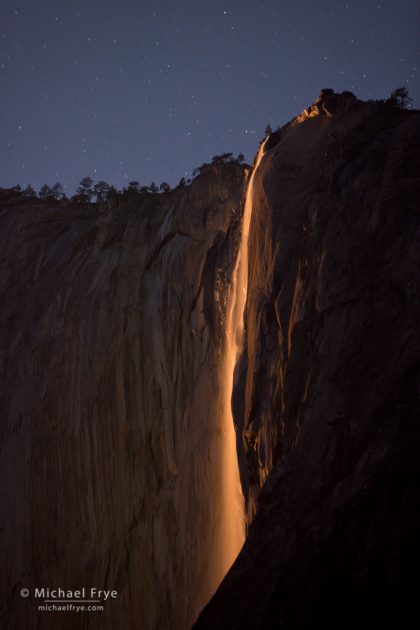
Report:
212,137,268,585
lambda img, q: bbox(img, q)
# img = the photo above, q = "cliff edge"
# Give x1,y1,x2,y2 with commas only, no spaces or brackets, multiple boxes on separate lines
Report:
195,91,420,629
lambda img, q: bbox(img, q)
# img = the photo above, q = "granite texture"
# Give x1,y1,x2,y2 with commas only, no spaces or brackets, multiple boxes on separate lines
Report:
0,164,246,630
196,93,420,629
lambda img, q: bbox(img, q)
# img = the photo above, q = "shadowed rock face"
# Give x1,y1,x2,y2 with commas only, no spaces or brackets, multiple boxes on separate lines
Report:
2,92,419,630
195,93,420,628
0,164,246,630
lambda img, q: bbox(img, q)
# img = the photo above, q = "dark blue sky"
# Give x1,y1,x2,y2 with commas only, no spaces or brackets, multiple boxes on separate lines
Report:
1,0,419,194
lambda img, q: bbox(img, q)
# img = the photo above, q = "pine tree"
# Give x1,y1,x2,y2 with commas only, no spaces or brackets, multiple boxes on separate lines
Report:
51,182,64,200
127,181,140,194
23,185,37,198
39,184,52,199
76,177,94,202
389,87,412,110
106,185,118,199
211,152,234,164
94,181,110,203
159,182,171,193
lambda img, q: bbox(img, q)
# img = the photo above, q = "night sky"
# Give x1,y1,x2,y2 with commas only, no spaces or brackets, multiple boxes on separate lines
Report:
1,0,419,194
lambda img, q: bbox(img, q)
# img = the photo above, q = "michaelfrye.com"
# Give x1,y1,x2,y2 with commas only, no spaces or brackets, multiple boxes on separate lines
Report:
19,586,118,613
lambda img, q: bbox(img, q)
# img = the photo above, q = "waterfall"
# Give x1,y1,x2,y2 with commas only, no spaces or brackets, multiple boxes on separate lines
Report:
212,137,269,588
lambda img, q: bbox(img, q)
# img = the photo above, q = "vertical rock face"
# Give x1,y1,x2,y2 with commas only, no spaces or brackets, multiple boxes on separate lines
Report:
196,93,420,628
0,164,246,630
2,92,420,630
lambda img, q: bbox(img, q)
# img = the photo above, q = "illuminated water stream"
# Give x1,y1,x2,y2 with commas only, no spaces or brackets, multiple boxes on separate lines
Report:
213,137,268,585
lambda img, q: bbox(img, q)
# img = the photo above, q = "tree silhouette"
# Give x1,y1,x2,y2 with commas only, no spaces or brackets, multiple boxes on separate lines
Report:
178,177,186,187
160,182,171,193
127,180,140,194
94,181,110,203
39,184,52,199
23,184,37,198
211,152,234,164
192,163,210,177
51,182,65,200
106,185,118,200
389,86,412,110
237,153,245,163
265,123,273,135
149,182,159,194
76,177,94,202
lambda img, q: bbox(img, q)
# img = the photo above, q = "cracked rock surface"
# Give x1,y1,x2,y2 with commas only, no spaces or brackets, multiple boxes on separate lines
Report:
196,93,420,629
0,164,245,630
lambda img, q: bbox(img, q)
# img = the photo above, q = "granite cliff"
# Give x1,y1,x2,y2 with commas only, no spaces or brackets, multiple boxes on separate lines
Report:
196,91,420,628
0,164,246,630
1,91,419,630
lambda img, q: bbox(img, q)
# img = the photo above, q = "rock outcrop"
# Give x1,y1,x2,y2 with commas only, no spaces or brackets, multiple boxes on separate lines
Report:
0,164,246,630
1,90,419,630
195,92,420,628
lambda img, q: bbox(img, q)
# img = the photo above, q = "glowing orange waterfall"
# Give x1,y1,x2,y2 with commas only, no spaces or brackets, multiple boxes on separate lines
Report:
213,137,269,586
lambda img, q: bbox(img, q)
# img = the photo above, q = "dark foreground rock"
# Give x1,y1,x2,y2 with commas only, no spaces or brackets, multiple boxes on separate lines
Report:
195,92,420,629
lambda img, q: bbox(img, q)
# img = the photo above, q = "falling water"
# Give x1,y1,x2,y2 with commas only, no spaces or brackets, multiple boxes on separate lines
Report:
213,137,269,585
